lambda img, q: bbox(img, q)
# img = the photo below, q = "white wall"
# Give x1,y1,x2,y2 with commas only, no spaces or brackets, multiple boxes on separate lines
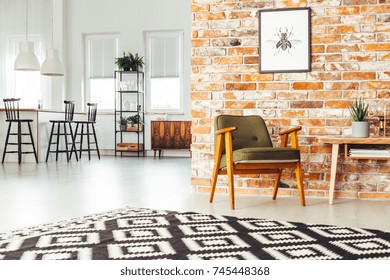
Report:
65,0,191,113
64,0,192,152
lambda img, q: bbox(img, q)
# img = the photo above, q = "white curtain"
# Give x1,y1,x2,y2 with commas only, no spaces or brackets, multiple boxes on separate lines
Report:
89,37,116,79
0,0,49,108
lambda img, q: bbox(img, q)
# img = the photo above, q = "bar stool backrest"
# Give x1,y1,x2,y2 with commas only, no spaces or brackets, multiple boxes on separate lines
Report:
64,100,75,121
87,103,97,122
3,98,20,121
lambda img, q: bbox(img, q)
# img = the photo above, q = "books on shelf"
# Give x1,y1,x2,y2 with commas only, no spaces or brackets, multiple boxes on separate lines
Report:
349,148,390,158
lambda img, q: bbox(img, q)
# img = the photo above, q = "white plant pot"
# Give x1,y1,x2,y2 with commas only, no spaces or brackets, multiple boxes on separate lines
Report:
352,121,370,138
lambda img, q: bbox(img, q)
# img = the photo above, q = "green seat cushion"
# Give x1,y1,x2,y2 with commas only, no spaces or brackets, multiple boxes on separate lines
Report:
220,147,300,169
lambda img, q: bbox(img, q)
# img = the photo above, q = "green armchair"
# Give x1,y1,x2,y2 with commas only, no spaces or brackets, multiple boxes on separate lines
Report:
210,115,305,209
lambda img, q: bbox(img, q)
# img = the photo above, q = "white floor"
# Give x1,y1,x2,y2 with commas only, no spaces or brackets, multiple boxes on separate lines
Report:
0,156,390,233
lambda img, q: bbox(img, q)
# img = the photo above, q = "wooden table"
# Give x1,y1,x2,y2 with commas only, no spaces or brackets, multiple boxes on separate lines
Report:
318,136,390,204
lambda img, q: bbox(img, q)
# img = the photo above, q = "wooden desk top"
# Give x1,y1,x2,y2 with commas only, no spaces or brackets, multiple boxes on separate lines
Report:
319,136,390,144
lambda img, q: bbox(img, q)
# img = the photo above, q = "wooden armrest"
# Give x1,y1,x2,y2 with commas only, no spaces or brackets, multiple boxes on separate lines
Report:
279,126,301,148
279,126,302,135
215,127,237,135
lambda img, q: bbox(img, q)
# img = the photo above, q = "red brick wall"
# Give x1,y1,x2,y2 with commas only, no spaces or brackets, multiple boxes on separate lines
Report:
191,0,390,201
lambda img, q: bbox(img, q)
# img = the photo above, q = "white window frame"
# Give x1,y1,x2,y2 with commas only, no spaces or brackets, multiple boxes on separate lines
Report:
84,33,119,111
145,30,184,114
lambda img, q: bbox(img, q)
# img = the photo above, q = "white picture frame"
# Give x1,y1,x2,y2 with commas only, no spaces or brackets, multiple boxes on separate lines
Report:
259,7,311,73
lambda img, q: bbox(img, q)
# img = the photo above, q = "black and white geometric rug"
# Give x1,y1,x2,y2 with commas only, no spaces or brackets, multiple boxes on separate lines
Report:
1,207,389,260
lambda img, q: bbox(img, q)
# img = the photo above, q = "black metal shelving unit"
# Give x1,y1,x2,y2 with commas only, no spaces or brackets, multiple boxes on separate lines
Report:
114,70,145,157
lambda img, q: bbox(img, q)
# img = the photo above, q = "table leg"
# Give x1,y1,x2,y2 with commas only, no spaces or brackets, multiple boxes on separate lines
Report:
329,143,339,205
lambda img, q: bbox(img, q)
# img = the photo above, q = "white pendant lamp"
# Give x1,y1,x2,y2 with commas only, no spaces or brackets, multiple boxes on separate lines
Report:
14,41,40,70
14,0,40,71
41,48,63,76
41,0,63,76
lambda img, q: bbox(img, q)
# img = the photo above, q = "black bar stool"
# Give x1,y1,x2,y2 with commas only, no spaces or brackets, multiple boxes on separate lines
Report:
2,98,38,164
45,100,78,162
73,103,100,160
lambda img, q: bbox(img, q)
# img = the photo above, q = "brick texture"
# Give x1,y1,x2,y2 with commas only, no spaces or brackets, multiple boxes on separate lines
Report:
191,0,390,202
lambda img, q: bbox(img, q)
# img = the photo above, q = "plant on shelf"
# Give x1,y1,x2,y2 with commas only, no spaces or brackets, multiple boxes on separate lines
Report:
129,53,144,71
127,114,142,126
117,116,128,131
115,52,132,71
127,114,143,131
349,98,370,138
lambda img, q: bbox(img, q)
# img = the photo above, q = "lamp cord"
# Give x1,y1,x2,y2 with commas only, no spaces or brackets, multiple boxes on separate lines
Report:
50,0,53,47
25,0,28,41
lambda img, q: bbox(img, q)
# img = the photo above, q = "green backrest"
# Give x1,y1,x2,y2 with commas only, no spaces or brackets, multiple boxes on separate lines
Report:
215,115,273,153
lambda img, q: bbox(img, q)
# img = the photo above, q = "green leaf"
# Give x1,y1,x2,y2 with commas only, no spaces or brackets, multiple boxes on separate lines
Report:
349,98,369,121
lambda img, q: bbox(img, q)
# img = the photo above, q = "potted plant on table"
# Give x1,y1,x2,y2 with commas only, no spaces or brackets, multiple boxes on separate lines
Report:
127,114,143,131
117,116,128,131
349,98,370,138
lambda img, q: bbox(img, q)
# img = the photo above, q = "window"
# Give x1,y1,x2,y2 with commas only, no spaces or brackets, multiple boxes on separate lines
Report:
0,0,48,109
145,31,183,113
85,34,118,110
6,36,44,108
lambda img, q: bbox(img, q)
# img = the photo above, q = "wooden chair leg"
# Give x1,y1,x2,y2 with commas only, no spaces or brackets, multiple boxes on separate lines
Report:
225,132,235,210
210,134,223,203
210,164,219,203
296,162,306,206
272,170,282,200
226,163,235,210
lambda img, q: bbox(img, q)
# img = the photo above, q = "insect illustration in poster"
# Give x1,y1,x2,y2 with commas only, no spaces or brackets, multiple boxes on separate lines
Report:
267,27,302,55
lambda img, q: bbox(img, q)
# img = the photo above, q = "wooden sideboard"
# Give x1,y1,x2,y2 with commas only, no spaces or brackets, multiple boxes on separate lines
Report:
151,121,192,157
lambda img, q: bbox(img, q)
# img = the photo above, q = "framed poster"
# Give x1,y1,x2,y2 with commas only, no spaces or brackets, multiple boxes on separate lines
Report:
258,7,311,73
